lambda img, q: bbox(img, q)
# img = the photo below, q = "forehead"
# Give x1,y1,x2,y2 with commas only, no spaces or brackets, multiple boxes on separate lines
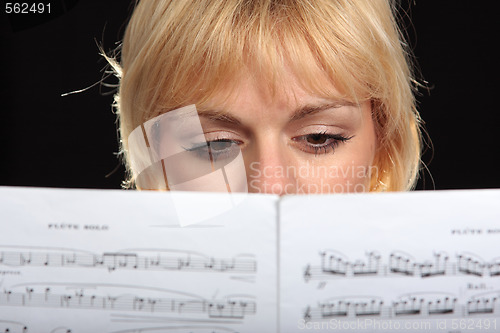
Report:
192,69,364,131
195,64,355,113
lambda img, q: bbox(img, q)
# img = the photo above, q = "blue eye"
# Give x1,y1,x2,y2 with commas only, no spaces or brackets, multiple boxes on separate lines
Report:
183,139,241,162
208,140,235,152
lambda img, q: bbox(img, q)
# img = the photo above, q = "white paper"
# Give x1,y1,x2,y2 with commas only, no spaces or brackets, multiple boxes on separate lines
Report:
0,187,278,333
2,187,499,333
279,190,500,332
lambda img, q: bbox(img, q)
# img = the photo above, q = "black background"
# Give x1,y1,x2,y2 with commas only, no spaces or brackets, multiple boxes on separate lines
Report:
1,1,499,190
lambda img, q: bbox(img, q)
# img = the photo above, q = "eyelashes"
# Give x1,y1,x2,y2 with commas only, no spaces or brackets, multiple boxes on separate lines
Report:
292,132,354,156
183,139,242,162
183,131,353,162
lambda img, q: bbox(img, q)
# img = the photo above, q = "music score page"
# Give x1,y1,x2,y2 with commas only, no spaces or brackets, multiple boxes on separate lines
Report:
280,190,500,332
0,187,279,333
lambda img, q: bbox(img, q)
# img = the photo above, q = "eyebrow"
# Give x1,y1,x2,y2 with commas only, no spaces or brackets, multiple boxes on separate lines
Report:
197,109,242,125
196,100,357,125
289,101,357,121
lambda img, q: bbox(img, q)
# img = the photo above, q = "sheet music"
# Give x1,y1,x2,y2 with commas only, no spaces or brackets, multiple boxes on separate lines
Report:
2,187,500,332
0,187,279,333
279,190,500,332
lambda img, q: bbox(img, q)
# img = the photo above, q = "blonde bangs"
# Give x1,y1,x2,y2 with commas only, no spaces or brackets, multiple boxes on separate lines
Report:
119,0,389,124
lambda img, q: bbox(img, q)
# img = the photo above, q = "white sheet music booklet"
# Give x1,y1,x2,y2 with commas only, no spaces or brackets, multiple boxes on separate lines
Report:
1,186,499,332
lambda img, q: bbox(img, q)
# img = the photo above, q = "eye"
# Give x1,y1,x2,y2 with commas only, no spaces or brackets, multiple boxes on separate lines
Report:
208,140,234,152
183,139,242,162
306,133,330,145
293,132,353,155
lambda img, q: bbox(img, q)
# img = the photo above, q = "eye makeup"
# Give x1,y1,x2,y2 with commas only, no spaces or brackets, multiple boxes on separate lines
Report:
292,131,354,156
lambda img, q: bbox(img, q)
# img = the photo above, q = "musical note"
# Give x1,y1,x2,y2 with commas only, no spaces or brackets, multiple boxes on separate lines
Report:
0,321,28,333
320,250,348,276
466,292,499,315
419,252,449,278
352,251,381,276
389,251,416,276
427,296,457,315
101,253,139,272
306,296,383,321
0,284,256,320
354,298,384,316
0,247,256,274
319,299,349,318
488,258,500,277
304,249,500,281
302,290,500,323
207,298,252,319
393,296,423,316
394,293,457,316
457,253,486,277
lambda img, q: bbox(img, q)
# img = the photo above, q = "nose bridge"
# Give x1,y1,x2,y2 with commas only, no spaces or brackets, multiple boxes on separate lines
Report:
245,139,296,195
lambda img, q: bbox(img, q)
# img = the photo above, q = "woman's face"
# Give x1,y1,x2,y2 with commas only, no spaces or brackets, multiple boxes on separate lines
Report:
192,72,377,195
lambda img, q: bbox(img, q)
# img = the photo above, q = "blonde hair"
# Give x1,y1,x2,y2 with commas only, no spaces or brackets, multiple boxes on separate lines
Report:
109,0,423,191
